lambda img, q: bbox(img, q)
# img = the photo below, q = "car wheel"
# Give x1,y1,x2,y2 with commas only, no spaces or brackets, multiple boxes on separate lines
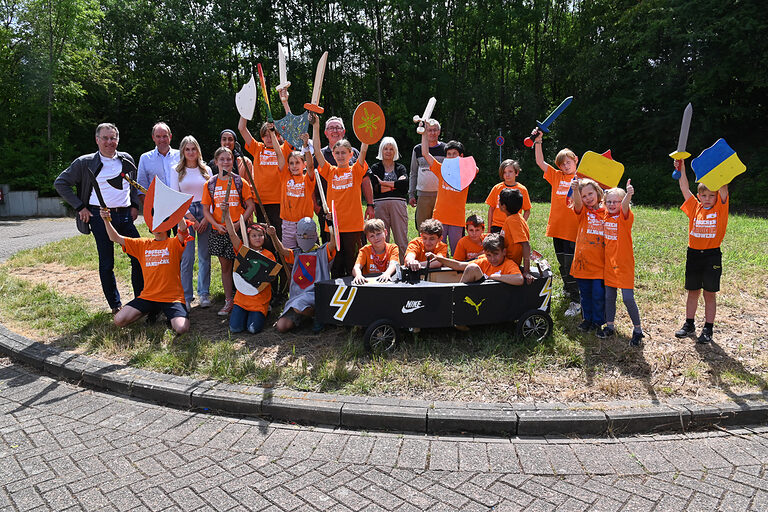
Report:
364,319,400,353
516,310,553,342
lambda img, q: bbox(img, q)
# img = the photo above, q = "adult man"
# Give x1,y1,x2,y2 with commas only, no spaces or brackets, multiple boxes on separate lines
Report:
408,119,447,229
54,123,143,313
314,116,374,243
137,122,180,195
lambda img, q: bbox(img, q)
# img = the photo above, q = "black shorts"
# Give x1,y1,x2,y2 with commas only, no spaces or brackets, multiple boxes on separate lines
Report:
685,247,722,292
126,297,188,320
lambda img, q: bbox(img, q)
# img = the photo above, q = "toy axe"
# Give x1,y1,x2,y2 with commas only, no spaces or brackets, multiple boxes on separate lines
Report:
670,103,692,179
523,96,573,148
303,51,328,114
87,169,111,221
413,97,436,134
106,158,148,194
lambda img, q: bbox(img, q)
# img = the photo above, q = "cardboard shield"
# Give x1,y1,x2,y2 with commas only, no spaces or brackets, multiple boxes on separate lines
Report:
293,254,317,289
353,101,386,145
274,111,309,150
235,75,257,121
441,156,477,191
143,177,194,233
233,245,281,295
576,150,624,189
691,138,746,191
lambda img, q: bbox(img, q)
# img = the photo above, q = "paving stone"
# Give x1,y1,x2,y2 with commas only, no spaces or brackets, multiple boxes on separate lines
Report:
396,438,428,469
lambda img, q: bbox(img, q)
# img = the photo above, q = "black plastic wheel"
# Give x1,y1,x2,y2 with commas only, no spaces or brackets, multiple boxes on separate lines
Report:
516,309,553,342
363,319,400,353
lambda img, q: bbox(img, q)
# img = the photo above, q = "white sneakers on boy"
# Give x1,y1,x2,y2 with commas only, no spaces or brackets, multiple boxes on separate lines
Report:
199,295,211,308
565,302,582,317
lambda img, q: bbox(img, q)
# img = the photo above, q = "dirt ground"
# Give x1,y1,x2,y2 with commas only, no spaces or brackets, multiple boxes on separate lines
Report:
8,263,768,404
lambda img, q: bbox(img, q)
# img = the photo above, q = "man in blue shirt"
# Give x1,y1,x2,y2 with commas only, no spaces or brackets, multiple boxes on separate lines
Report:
137,122,180,198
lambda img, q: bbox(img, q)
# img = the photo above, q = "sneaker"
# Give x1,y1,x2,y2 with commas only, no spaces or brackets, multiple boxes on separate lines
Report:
565,302,582,317
218,299,234,316
675,322,695,338
697,328,712,344
596,325,615,339
199,295,212,308
630,331,644,346
577,320,593,332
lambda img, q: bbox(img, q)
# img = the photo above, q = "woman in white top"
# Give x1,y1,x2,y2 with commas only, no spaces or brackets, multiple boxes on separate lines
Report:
171,136,212,309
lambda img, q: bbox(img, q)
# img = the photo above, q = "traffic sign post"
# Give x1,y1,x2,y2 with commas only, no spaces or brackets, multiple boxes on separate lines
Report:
496,130,505,164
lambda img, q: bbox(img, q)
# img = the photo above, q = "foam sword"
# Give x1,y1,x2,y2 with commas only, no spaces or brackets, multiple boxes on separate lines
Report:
523,96,573,148
276,43,291,92
303,51,328,114
413,97,436,134
670,103,692,180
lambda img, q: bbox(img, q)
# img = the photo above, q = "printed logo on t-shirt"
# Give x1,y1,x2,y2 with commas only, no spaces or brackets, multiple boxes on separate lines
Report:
286,178,306,198
144,247,170,267
556,180,571,196
586,211,604,237
259,149,277,167
213,185,240,207
604,216,619,241
691,211,719,239
332,170,354,190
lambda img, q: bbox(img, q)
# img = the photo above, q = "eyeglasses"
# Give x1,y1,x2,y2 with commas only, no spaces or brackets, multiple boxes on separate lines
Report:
605,200,621,204
326,126,344,132
98,136,118,142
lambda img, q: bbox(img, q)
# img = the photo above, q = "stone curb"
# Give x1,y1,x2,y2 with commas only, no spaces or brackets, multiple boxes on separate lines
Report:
2,323,767,436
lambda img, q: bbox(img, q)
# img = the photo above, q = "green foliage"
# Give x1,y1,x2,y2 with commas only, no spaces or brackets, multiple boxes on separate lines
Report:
0,0,766,205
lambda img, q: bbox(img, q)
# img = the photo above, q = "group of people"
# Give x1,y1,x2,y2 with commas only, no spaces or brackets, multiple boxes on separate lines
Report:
54,104,730,346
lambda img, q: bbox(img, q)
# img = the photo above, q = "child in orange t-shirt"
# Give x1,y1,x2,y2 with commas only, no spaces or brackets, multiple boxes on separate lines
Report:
221,204,275,334
569,178,607,335
311,113,369,278
429,233,523,285
202,147,256,316
673,160,730,344
532,129,581,317
420,129,478,256
485,159,531,232
271,130,315,250
499,188,533,283
99,209,190,334
352,219,399,284
404,219,448,270
453,215,486,261
602,180,643,345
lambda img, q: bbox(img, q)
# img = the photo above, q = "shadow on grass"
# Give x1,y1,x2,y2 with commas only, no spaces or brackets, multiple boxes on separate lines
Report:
695,340,768,401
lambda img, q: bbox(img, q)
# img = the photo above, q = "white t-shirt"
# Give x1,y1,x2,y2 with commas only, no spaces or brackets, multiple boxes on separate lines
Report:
90,154,130,208
171,167,208,202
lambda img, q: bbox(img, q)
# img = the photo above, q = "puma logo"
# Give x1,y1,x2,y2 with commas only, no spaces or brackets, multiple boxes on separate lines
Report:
464,296,485,315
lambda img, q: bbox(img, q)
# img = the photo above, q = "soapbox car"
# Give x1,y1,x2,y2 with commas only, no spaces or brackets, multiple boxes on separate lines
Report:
315,259,554,352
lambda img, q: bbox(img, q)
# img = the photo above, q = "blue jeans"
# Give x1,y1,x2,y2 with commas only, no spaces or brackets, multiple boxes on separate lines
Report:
88,206,143,310
180,201,211,302
229,305,266,334
577,278,605,326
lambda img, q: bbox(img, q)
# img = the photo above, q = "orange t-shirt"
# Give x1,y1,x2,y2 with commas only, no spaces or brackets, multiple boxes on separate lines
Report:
500,213,530,265
405,237,448,262
454,235,485,261
485,182,532,228
318,160,369,233
543,165,579,241
201,176,253,224
430,159,475,227
472,254,522,277
280,168,315,222
123,237,185,303
245,140,293,204
571,206,605,280
681,195,729,250
233,243,274,314
603,209,635,289
355,243,399,274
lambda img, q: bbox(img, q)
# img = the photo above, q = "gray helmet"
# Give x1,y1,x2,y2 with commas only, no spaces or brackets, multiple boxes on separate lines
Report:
296,217,318,252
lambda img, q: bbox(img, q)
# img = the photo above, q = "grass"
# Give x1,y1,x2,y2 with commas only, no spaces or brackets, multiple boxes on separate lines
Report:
1,201,767,403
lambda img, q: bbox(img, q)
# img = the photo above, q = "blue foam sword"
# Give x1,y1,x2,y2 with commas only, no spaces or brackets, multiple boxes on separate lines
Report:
524,96,573,148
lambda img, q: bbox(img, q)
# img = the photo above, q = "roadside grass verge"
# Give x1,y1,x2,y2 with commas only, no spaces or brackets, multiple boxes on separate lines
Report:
1,202,766,402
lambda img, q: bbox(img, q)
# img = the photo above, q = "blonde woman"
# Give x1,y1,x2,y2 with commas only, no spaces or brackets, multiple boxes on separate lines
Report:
370,137,408,262
171,136,212,309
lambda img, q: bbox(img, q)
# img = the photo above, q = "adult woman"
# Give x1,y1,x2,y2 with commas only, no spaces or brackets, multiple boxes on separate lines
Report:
209,129,253,178
370,137,408,262
201,147,255,315
171,136,212,309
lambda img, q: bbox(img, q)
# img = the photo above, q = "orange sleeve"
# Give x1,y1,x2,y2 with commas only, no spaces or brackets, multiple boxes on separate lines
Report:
406,238,421,258
284,250,295,265
519,184,532,211
353,159,369,179
355,245,369,267
429,159,442,178
389,244,400,262
485,184,500,208
435,242,449,257
453,238,468,261
240,179,253,202
318,161,333,181
201,181,213,206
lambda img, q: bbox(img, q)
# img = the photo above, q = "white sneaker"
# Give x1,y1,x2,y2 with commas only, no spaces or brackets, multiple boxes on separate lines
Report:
199,295,211,308
564,302,582,317
217,299,234,316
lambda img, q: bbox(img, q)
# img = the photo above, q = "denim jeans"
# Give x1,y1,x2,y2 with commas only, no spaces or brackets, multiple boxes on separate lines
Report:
229,305,266,333
180,201,211,301
88,206,143,310
577,278,605,326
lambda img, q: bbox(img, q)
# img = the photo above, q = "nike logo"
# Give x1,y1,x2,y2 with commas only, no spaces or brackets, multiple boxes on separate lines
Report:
402,300,425,314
